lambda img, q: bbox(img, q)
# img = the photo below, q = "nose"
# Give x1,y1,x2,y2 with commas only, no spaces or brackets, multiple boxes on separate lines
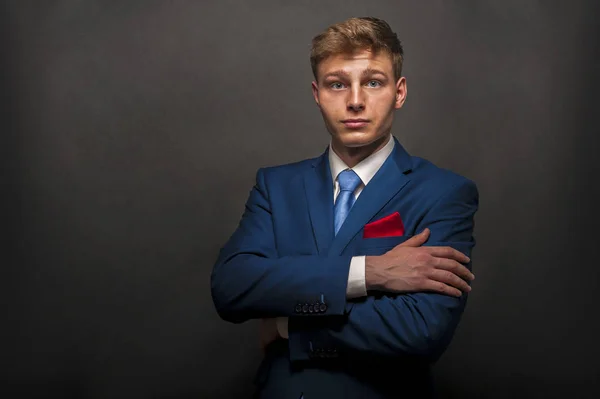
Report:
347,86,365,112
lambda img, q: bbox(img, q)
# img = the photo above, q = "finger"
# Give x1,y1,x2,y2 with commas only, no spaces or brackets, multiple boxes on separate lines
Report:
427,268,472,293
431,257,475,281
421,279,462,297
425,246,471,264
398,228,430,247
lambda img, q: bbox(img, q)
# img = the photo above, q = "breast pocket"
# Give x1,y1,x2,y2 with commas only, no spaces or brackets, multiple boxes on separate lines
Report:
356,235,413,255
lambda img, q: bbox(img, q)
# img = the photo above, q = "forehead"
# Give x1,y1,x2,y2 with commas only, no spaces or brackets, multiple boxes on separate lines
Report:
317,49,394,79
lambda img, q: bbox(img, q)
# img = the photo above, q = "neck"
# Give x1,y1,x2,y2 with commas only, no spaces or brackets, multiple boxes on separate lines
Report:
331,134,390,168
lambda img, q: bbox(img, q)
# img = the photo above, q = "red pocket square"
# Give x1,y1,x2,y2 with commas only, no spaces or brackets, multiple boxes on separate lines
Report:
363,212,405,238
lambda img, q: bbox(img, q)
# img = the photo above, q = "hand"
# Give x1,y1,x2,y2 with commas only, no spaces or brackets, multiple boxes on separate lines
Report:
259,318,280,352
365,228,475,297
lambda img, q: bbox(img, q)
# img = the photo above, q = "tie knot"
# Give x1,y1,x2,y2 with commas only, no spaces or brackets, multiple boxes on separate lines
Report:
337,169,361,193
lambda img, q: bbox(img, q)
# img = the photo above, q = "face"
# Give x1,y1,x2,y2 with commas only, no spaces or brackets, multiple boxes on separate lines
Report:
312,49,407,155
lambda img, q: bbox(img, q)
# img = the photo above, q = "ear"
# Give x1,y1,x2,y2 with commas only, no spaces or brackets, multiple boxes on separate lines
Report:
311,81,320,107
394,77,407,109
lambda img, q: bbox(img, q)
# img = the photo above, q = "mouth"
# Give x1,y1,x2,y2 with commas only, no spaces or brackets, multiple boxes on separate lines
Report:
341,119,370,129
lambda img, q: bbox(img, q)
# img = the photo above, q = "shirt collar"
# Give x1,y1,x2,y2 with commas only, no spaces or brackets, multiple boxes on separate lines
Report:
328,135,395,186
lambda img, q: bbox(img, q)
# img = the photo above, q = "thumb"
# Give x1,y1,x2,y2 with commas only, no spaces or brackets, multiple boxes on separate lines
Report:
399,228,430,247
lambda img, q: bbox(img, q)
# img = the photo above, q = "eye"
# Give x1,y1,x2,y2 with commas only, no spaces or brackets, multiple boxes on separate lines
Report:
366,80,382,88
330,82,345,90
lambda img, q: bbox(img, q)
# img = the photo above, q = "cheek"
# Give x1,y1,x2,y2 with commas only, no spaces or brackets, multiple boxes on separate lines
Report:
319,98,341,118
319,105,334,120
318,106,338,129
320,94,340,108
369,96,396,119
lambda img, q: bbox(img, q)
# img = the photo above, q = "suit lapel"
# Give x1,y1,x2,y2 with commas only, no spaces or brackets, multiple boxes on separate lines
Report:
328,138,413,255
303,149,334,254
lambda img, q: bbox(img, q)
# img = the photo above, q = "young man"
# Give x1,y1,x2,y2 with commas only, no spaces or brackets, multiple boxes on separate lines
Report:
211,17,478,399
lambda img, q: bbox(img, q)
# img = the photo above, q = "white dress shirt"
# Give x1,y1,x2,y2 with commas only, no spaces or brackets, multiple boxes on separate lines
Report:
276,135,396,338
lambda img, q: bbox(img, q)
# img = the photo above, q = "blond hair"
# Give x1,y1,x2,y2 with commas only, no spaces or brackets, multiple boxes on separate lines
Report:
310,17,404,80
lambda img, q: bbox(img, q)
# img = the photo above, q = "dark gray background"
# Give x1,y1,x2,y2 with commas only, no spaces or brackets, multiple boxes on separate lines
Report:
2,1,599,398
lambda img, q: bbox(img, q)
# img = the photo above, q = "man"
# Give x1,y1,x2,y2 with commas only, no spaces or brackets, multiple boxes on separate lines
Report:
211,17,478,399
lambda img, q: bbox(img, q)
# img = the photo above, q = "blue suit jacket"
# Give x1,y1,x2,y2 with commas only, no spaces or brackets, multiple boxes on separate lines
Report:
211,137,479,399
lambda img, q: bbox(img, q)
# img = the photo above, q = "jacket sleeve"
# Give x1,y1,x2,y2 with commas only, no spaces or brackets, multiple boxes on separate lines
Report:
287,179,479,362
210,168,352,323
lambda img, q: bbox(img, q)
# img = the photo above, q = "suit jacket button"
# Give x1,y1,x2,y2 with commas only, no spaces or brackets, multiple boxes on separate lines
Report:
302,304,309,313
319,303,327,312
295,304,302,313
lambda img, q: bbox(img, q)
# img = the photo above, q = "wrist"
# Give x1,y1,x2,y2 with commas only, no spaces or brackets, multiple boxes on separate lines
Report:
365,255,385,291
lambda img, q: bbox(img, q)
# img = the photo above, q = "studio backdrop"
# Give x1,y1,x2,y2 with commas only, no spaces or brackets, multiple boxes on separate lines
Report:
2,1,599,398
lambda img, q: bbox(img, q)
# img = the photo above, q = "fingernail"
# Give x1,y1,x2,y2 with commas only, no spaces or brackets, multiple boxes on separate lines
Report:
471,274,475,280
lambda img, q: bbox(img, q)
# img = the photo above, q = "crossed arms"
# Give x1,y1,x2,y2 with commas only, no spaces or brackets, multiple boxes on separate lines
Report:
211,168,478,362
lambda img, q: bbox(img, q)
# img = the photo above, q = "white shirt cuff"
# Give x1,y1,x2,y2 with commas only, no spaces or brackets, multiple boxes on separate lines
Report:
276,317,289,339
346,255,367,298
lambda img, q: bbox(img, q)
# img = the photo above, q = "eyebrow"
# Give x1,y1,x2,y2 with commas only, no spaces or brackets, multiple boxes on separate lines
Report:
322,68,389,80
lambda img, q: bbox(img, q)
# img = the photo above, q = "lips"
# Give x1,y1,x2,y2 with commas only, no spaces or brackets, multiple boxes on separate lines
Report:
342,119,370,129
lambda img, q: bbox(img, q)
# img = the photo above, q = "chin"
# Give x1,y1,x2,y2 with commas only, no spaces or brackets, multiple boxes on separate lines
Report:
336,131,384,148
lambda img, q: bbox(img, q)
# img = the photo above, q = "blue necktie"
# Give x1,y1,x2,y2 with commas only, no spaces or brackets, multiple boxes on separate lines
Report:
334,169,362,235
